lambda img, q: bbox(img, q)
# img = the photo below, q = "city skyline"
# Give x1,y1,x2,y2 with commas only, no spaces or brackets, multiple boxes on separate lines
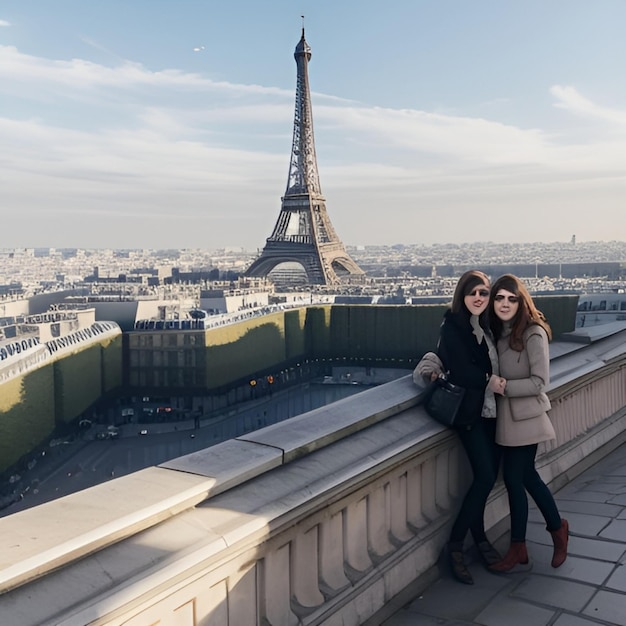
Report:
1,1,626,250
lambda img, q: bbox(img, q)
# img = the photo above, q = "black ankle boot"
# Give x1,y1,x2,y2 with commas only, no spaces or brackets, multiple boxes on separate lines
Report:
448,542,474,585
477,540,502,567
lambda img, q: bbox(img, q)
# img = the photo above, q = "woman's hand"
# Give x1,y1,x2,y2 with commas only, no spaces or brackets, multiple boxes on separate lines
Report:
488,374,507,395
413,352,444,384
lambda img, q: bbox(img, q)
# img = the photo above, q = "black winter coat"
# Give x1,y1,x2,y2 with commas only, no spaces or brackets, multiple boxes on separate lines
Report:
437,309,492,427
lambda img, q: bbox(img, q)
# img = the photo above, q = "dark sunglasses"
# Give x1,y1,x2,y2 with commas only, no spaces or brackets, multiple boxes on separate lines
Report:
467,289,490,298
494,294,519,303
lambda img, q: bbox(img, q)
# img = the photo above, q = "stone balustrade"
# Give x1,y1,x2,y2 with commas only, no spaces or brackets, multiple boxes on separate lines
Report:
1,326,625,626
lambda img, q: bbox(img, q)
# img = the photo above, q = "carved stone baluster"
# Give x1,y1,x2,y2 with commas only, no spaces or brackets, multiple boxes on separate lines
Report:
420,456,440,521
319,510,351,598
291,525,325,617
406,462,431,532
367,483,395,561
260,542,298,626
344,497,373,583
389,472,415,545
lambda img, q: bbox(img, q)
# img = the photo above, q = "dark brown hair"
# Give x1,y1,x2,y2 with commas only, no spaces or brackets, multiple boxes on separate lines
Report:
451,270,491,318
489,274,552,351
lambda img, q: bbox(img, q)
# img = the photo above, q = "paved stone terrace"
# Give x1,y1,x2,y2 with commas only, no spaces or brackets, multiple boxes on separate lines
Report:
383,442,626,626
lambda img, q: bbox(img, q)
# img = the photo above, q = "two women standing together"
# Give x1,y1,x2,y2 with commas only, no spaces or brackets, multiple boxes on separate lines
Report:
425,270,569,584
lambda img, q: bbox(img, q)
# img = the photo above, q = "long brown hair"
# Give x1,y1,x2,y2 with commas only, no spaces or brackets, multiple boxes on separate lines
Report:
451,270,491,323
489,274,552,351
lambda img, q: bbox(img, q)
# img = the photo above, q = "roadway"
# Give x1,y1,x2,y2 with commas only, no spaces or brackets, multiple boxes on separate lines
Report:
0,380,371,517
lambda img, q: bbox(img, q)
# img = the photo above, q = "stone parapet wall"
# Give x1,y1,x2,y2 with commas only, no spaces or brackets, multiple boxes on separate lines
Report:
0,329,625,626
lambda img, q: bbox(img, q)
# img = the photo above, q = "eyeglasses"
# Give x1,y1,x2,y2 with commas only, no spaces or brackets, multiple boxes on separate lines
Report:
467,289,490,298
494,295,519,304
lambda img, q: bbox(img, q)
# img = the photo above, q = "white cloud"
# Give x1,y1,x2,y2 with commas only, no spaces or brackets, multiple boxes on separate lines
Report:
1,46,625,247
0,20,10,27
551,85,626,127
317,104,549,165
0,45,292,96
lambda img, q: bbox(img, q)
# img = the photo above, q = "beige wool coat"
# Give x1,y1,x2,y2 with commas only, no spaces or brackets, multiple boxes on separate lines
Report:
495,323,556,447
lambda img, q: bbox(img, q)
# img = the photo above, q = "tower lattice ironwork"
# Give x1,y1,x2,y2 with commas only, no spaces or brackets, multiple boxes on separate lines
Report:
244,29,365,286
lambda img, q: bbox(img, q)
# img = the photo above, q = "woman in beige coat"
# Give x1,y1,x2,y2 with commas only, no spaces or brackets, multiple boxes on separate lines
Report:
487,274,569,572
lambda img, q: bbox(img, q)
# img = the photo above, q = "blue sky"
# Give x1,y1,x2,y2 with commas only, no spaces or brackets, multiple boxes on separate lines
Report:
1,0,625,250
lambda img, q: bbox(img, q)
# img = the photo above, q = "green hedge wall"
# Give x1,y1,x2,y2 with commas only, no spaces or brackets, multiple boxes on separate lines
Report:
534,296,579,339
0,366,56,473
54,344,105,424
204,311,295,388
327,304,448,361
0,332,123,474
197,297,577,391
200,303,452,391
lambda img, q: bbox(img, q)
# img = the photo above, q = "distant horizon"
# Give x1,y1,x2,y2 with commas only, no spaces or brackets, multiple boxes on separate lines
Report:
4,238,626,253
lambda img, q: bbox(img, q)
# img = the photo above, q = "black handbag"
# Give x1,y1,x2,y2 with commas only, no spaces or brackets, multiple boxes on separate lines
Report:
424,376,466,427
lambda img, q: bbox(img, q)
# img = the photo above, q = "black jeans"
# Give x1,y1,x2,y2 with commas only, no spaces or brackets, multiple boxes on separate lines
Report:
449,418,501,546
501,443,561,542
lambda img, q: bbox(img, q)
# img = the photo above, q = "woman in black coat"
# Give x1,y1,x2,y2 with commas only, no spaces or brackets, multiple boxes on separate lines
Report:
435,270,505,584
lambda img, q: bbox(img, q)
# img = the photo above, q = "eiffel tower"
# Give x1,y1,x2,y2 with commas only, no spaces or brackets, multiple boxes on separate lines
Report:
245,28,365,286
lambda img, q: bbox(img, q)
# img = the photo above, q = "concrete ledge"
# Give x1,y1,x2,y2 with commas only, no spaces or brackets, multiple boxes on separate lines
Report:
0,408,449,626
561,321,626,344
549,327,626,389
161,376,422,476
159,437,283,488
236,375,423,463
0,467,214,593
0,376,423,595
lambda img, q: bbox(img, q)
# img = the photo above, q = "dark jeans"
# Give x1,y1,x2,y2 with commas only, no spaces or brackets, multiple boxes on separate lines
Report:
449,418,501,546
501,444,562,542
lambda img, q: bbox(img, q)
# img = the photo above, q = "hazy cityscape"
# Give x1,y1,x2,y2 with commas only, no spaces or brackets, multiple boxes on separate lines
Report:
2,239,626,304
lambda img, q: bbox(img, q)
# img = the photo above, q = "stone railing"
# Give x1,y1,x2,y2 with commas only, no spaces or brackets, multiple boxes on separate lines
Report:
1,327,625,626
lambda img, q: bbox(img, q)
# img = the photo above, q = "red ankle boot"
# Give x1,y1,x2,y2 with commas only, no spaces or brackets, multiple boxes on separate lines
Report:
488,541,531,573
549,519,569,568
